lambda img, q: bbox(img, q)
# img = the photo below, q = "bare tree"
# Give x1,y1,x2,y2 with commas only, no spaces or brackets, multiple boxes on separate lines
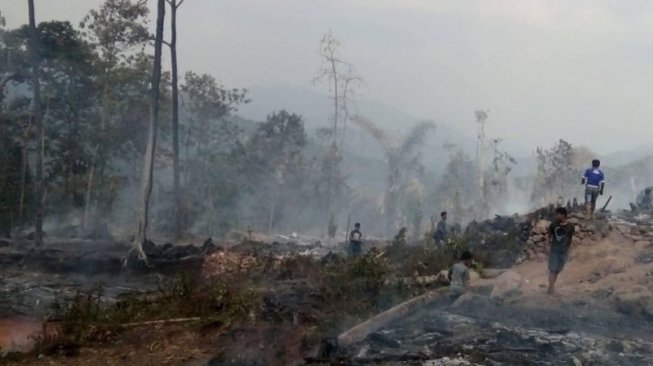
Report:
132,0,165,262
339,65,362,150
166,0,185,239
27,0,44,247
313,30,362,236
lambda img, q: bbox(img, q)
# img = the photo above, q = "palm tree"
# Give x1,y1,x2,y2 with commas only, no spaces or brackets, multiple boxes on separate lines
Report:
352,116,434,237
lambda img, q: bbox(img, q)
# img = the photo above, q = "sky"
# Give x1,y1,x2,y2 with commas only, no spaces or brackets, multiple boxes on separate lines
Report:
3,0,653,155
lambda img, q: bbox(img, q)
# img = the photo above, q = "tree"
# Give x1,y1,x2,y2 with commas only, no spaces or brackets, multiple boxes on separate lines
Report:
80,0,149,232
178,72,247,235
433,149,477,224
245,110,308,232
133,0,165,262
314,31,361,236
482,138,517,215
28,0,44,247
166,0,186,239
353,116,434,237
531,139,578,206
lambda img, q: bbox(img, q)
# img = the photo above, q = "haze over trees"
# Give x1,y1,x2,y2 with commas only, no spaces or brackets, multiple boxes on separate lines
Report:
4,0,651,257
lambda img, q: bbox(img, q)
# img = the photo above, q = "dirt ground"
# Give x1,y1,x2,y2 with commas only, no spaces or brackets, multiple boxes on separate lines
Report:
502,229,653,311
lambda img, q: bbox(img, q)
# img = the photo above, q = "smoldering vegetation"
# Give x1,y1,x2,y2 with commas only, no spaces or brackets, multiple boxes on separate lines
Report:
2,1,653,365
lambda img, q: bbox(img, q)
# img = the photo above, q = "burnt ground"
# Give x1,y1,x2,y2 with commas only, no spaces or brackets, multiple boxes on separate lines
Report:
320,296,653,366
2,211,653,365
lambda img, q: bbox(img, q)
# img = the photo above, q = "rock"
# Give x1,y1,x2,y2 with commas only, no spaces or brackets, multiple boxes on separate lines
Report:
533,220,550,235
490,271,523,299
479,269,505,279
531,234,545,243
436,270,450,284
470,270,480,282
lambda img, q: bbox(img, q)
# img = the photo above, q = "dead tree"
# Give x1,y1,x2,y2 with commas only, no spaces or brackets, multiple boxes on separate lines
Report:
28,0,44,247
132,0,165,263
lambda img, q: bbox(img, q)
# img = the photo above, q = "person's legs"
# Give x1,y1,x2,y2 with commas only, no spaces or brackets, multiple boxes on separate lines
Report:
584,189,592,219
350,242,361,258
590,190,599,218
548,271,558,295
548,251,567,294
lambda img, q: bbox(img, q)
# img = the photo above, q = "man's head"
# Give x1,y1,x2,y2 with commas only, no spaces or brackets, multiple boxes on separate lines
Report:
460,250,473,265
441,211,447,220
354,223,361,229
554,206,568,222
592,159,600,168
646,188,652,196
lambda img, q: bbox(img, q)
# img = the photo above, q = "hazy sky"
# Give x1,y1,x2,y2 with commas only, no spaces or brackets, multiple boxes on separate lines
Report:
4,0,653,155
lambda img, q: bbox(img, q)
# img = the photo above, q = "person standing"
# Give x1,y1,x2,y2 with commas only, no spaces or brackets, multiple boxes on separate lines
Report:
349,223,363,258
547,207,575,295
433,211,448,245
581,159,605,220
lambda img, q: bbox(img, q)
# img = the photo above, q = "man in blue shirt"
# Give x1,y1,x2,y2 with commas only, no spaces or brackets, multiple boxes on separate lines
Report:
581,159,605,219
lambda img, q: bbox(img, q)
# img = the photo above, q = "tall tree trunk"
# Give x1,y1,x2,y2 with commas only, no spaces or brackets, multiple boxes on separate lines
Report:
18,118,32,221
133,0,165,262
327,55,339,222
82,144,98,232
169,0,182,240
28,0,44,247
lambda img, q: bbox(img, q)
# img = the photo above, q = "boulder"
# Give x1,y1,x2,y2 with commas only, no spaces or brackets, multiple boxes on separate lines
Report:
490,271,523,299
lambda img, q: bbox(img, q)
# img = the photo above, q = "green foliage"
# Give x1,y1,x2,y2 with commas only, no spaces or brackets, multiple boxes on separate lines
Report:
79,0,150,66
318,254,398,315
243,110,312,232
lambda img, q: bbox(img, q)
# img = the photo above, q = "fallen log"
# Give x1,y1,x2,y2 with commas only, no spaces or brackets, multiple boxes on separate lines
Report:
337,287,448,348
121,317,202,328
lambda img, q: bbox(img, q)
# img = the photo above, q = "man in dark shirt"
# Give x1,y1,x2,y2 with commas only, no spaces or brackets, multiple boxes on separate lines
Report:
349,223,362,258
547,207,575,295
433,211,448,245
